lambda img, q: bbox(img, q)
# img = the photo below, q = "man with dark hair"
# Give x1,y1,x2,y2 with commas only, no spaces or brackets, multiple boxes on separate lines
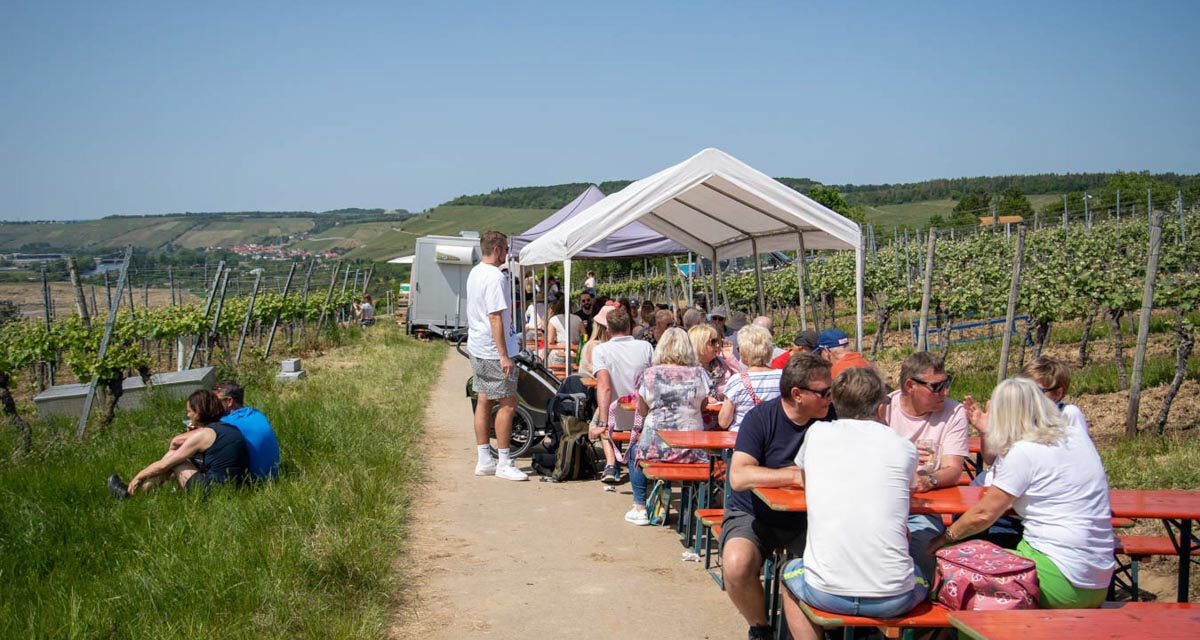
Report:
574,289,596,336
587,305,653,484
885,351,968,578
214,380,280,480
770,330,819,369
721,353,833,640
466,230,527,481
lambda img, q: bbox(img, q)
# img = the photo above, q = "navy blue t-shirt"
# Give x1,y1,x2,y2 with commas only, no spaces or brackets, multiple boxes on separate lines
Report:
727,397,821,530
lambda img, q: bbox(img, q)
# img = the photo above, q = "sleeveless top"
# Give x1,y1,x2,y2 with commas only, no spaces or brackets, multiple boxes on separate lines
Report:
195,421,250,484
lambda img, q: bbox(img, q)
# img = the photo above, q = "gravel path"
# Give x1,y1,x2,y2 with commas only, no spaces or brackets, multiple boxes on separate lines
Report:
390,348,747,639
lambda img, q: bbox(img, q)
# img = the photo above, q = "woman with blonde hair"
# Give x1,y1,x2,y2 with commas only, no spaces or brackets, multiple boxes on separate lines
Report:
688,323,742,396
718,324,783,431
624,327,713,525
927,377,1115,609
545,296,582,367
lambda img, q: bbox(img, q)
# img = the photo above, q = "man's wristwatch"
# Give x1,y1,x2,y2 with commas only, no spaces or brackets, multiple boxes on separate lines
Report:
929,474,940,487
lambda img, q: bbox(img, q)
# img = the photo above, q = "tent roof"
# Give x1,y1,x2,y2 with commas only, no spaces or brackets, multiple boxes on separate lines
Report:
510,185,687,258
518,148,861,266
387,255,414,264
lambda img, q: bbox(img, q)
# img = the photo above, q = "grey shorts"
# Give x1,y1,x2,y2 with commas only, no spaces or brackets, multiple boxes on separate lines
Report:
719,509,807,558
470,354,518,399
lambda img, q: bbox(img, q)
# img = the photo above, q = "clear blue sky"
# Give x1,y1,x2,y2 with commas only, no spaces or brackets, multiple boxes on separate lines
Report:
2,1,1197,220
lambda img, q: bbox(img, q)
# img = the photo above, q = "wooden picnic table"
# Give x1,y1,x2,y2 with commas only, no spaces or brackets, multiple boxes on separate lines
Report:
947,602,1200,640
755,485,1200,602
657,430,737,451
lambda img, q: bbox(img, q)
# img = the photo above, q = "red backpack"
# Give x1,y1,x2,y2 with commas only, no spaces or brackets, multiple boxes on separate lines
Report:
933,540,1041,610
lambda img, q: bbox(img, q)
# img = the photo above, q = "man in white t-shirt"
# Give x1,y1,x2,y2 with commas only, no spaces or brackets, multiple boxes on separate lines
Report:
884,351,969,578
466,231,527,482
587,305,653,484
583,270,596,289
783,367,926,640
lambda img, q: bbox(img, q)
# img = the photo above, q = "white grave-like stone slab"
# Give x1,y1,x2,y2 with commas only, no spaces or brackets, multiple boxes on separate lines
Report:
281,358,302,373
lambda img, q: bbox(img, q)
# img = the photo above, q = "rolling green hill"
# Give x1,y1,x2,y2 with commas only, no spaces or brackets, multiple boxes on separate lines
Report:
294,205,553,261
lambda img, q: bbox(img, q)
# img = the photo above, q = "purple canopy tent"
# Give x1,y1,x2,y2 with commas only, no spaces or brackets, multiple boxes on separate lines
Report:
510,185,686,257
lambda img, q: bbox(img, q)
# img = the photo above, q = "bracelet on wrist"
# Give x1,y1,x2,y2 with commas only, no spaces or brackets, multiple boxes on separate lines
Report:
944,527,958,543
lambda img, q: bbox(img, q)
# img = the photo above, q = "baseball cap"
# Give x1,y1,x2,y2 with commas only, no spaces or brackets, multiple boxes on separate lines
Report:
710,306,728,320
793,330,820,350
818,328,850,350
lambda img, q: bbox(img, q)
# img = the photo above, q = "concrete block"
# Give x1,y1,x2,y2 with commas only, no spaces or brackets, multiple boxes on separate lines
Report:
276,370,307,383
149,366,217,399
34,375,147,417
281,358,302,373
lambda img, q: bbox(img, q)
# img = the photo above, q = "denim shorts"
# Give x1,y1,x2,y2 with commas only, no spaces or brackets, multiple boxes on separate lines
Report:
783,558,929,618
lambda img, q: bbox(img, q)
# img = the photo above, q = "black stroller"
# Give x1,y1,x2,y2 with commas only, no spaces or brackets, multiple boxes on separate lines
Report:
459,337,561,459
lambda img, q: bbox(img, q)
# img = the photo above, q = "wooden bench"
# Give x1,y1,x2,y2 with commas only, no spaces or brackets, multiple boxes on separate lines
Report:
1112,535,1200,600
696,508,725,576
798,600,951,639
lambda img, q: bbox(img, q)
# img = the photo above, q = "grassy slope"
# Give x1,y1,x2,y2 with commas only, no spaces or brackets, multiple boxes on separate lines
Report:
295,205,553,261
0,325,443,638
173,217,315,249
864,194,1065,228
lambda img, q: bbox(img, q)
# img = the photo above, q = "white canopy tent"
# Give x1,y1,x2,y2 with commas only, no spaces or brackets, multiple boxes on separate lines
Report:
519,147,865,377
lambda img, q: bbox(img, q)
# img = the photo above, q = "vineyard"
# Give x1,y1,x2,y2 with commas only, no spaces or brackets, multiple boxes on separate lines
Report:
594,208,1199,437
0,255,377,453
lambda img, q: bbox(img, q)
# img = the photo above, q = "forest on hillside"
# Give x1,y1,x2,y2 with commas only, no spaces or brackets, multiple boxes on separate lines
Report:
445,171,1200,211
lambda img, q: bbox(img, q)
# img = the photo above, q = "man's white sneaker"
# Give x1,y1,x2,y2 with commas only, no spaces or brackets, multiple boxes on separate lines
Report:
474,459,497,476
495,464,529,481
624,506,650,526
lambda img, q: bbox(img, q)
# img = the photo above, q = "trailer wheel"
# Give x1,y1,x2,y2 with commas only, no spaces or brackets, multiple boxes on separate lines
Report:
487,404,534,459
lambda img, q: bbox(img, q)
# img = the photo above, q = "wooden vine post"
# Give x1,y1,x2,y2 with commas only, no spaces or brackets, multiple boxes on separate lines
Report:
1125,210,1163,436
235,269,263,365
916,228,937,351
997,224,1027,383
68,256,91,328
315,260,342,335
76,245,133,440
264,261,298,358
185,261,226,370
204,269,232,366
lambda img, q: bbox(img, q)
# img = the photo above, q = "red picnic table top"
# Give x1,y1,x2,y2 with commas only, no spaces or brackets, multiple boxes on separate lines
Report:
968,435,981,454
656,430,738,451
948,602,1200,640
754,485,1200,521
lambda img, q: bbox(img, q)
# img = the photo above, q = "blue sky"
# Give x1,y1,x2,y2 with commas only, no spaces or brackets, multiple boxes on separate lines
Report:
2,1,1197,220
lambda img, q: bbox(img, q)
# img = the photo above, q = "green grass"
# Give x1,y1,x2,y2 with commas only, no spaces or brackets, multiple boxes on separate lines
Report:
174,217,315,249
1102,436,1200,490
862,194,1065,229
0,324,443,638
295,204,554,261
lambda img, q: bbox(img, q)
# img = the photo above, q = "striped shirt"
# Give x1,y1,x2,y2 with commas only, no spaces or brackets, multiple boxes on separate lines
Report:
723,369,783,432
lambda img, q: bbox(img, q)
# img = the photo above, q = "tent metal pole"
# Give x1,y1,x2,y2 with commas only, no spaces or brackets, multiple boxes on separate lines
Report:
795,232,809,332
751,237,766,316
542,268,550,363
518,263,527,349
711,249,720,313
686,252,694,308
563,259,572,378
855,233,865,353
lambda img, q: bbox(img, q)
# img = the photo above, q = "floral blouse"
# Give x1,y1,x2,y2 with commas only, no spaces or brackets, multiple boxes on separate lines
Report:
636,364,713,464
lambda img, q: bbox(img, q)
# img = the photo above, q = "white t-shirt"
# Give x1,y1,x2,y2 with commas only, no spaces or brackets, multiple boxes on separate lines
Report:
796,419,918,597
359,302,375,320
524,302,546,331
991,421,1116,590
466,263,519,360
549,313,582,347
592,335,653,431
584,276,596,289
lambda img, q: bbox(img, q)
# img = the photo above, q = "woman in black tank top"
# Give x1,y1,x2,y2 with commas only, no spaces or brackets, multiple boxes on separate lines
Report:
108,390,250,499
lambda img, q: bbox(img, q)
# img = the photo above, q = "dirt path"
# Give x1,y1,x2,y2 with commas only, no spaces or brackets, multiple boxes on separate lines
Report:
391,349,747,639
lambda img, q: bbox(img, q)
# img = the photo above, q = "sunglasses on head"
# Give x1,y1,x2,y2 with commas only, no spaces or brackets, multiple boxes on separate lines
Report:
911,376,953,394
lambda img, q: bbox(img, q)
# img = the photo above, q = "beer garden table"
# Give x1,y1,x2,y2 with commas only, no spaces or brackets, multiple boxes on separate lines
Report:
754,485,1200,602
947,602,1200,640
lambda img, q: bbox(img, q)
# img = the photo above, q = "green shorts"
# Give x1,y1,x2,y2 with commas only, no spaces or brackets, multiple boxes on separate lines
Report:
1013,539,1107,609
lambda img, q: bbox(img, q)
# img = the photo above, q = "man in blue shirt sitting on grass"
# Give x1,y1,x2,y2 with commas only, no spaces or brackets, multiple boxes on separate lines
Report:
214,380,280,480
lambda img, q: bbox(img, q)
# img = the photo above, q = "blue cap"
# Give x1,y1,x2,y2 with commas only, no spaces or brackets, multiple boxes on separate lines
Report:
818,328,850,350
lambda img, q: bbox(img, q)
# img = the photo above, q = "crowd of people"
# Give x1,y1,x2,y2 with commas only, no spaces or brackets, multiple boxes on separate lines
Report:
464,230,1117,639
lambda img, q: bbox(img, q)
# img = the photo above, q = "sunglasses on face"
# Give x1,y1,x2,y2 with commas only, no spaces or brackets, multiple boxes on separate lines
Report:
797,385,833,399
911,376,953,394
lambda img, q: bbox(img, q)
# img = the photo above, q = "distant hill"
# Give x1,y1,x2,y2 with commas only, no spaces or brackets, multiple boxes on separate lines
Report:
442,172,1200,211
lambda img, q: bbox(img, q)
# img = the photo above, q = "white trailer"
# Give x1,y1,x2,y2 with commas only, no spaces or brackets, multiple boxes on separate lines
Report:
407,232,480,337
